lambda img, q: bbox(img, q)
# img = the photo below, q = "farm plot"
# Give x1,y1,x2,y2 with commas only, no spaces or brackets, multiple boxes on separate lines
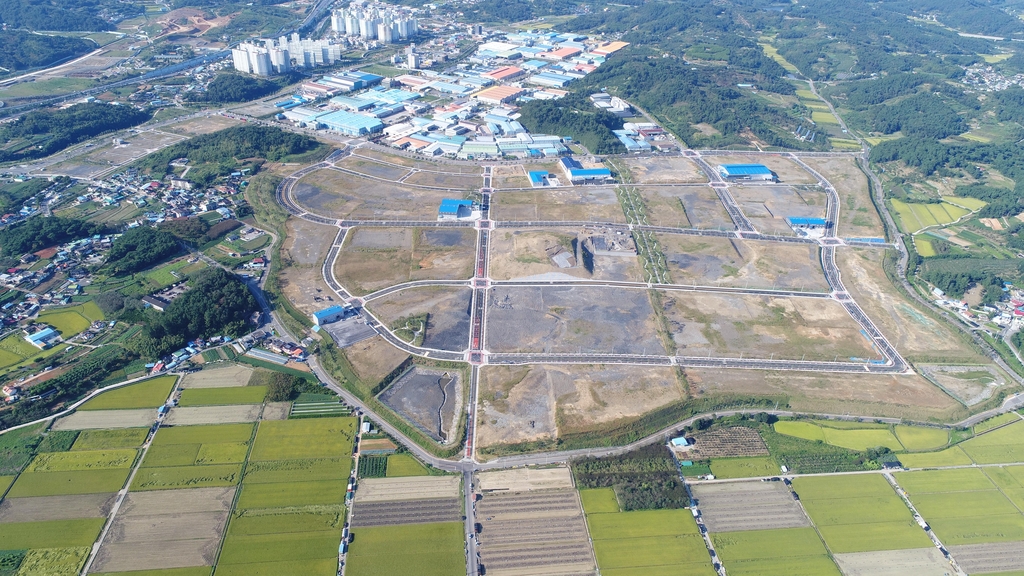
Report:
355,476,460,502
131,464,243,491
475,487,595,576
692,482,809,532
895,468,1024,545
832,547,953,576
386,454,430,477
215,531,343,572
8,468,132,497
689,427,769,459
17,547,91,575
350,497,461,527
378,367,461,443
640,186,735,229
730,185,828,235
236,479,345,510
711,527,841,576
659,235,828,291
249,417,357,461
72,428,149,451
180,365,254,388
802,157,884,239
0,517,104,548
705,155,818,185
493,187,626,223
345,521,465,576
163,405,262,426
586,507,715,575
78,375,177,411
898,446,972,468
485,286,665,355
335,227,476,295
773,420,904,451
622,156,707,184
243,458,350,484
178,386,267,407
293,169,450,220
90,487,236,573
476,364,683,449
890,199,971,234
974,412,1020,434
792,475,931,553
661,291,878,361
366,286,471,352
477,466,575,492
0,493,114,523
894,425,948,451
142,423,253,468
709,456,778,479
959,420,1024,464
949,541,1024,574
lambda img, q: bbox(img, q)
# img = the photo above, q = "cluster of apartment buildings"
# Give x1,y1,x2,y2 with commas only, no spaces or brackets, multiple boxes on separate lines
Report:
231,33,347,76
331,2,419,44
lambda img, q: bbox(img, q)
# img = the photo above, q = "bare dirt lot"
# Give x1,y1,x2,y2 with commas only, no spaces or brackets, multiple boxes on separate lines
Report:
352,147,483,173
492,165,530,189
684,368,963,421
918,365,1007,407
704,155,818,184
294,169,452,220
403,170,483,190
351,497,462,527
485,286,665,354
493,187,625,223
378,367,461,442
949,541,1024,574
477,364,683,448
53,410,155,430
163,405,262,425
356,476,461,502
262,402,290,420
659,235,828,291
692,482,810,532
336,156,410,181
661,291,877,361
368,286,472,352
833,547,953,576
165,115,241,136
731,185,827,235
641,186,735,230
837,248,989,364
180,365,253,389
343,335,410,384
0,493,115,522
91,538,221,572
621,156,708,184
336,227,476,295
279,217,336,316
477,466,574,492
802,157,885,238
488,228,641,282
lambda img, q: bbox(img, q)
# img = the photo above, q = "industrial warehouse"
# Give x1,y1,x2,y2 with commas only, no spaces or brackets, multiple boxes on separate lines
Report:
717,164,777,181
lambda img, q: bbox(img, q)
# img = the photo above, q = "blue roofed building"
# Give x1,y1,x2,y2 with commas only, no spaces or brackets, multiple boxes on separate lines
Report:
25,326,61,349
313,110,384,136
559,157,614,185
717,164,776,181
786,217,828,229
312,305,350,326
438,199,479,221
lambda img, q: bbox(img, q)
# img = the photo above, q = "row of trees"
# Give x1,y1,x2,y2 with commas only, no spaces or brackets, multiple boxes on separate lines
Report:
0,103,152,163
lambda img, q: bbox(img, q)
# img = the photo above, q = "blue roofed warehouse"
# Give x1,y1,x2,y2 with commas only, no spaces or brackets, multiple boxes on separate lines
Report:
717,164,776,182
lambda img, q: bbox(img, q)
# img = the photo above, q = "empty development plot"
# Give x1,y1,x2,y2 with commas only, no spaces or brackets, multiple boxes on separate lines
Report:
293,168,450,220
487,228,641,283
493,187,626,223
801,157,885,239
693,482,809,532
367,286,471,352
661,235,827,291
731,185,827,235
485,286,665,355
476,364,684,449
336,227,475,295
919,364,1006,407
378,366,461,443
278,216,337,317
639,186,734,230
622,156,707,184
661,291,878,361
705,155,818,185
180,365,254,388
336,156,411,181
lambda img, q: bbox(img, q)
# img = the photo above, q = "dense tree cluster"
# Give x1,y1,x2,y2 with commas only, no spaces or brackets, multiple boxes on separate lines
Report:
835,74,927,107
869,94,965,138
0,103,152,163
127,268,257,358
0,30,93,73
0,0,141,31
885,0,1024,37
573,444,688,511
923,269,1004,303
189,73,283,104
517,93,624,155
157,218,211,244
0,217,107,255
456,0,578,22
952,184,1022,219
105,227,180,276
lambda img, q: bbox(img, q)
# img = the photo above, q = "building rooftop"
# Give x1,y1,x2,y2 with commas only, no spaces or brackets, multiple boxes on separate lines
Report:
439,199,474,214
313,305,348,320
718,164,773,176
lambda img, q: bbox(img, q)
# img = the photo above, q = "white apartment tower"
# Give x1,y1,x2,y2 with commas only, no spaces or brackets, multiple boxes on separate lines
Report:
332,3,417,43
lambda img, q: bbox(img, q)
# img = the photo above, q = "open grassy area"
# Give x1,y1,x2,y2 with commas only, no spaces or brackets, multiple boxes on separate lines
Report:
709,456,779,479
78,375,176,410
178,386,267,407
385,453,429,477
793,475,931,553
345,522,465,576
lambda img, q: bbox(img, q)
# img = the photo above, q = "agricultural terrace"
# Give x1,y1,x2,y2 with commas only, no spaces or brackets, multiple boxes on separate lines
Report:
581,487,715,575
895,467,1024,545
78,375,178,411
217,417,356,576
791,475,931,553
890,198,973,234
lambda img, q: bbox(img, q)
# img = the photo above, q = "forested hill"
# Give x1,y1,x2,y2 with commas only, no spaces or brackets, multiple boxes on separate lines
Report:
0,0,142,32
0,30,94,73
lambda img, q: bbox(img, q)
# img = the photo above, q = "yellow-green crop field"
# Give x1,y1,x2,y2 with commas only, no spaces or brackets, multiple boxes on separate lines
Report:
9,468,131,497
250,417,356,461
580,487,620,514
0,518,105,548
72,428,149,450
242,457,351,484
236,479,345,509
131,463,243,491
890,199,971,233
894,425,948,451
795,89,817,100
811,111,839,124
27,448,137,472
178,386,267,407
712,527,840,576
941,196,988,211
78,375,177,410
974,412,1019,434
982,53,1013,63
759,43,801,73
345,522,466,576
898,446,972,468
773,420,924,451
385,453,430,477
915,237,936,257
959,421,1024,464
709,456,778,479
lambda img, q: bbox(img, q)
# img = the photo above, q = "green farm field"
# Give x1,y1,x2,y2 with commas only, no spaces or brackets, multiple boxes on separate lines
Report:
960,421,1024,464
773,420,904,451
984,465,1024,509
72,428,149,450
38,310,90,337
93,569,213,576
896,468,995,493
712,527,838,575
213,557,338,576
243,458,351,484
249,417,356,461
898,446,972,468
131,464,242,491
588,508,700,539
143,442,248,467
9,469,131,496
0,518,104,548
16,547,91,575
178,386,267,407
709,456,778,479
235,479,345,509
217,531,341,565
345,522,465,576
26,448,136,472
153,423,254,445
227,509,345,536
386,453,429,477
580,487,620,514
974,413,1020,434
78,375,177,410
893,425,947,450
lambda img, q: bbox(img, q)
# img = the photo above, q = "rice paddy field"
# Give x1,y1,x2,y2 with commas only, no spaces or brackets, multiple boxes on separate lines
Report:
78,375,177,410
37,302,104,337
344,522,465,576
178,386,268,407
890,199,972,233
958,420,1024,464
709,456,779,479
773,420,947,452
580,488,716,576
385,453,430,477
711,527,840,576
792,475,931,553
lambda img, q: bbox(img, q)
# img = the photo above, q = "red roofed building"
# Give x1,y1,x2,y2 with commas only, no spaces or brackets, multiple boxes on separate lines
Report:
483,66,525,82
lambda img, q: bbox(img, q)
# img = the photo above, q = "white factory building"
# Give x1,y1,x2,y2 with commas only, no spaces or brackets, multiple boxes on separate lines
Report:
331,4,418,43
